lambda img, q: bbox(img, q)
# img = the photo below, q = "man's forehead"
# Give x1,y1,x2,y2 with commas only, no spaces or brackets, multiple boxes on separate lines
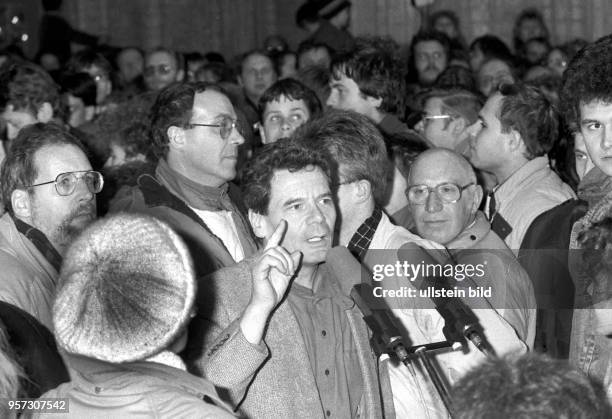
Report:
147,51,175,66
580,100,612,121
415,40,444,53
269,167,330,197
265,97,307,113
192,90,235,118
411,152,471,184
244,54,273,69
34,144,91,176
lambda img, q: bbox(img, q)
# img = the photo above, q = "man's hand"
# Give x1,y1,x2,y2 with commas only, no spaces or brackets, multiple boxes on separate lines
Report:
241,220,302,344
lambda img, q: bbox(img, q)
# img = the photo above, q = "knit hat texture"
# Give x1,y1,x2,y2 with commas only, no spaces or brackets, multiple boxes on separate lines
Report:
53,213,195,363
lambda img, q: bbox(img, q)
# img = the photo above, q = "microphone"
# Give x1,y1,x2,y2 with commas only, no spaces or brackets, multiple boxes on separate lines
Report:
397,243,495,357
325,246,410,361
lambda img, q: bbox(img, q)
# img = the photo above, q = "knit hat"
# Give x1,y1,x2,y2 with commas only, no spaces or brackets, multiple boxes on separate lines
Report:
53,213,196,363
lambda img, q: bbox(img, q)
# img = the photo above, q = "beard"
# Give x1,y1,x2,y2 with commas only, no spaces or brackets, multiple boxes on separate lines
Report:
30,201,97,255
54,202,97,250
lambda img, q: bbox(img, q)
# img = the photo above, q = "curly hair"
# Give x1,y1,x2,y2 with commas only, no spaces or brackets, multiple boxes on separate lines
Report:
560,34,612,129
0,63,60,115
331,36,406,117
498,83,558,159
241,138,331,215
452,353,611,419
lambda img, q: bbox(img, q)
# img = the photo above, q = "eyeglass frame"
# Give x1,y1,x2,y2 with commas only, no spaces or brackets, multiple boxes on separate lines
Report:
406,182,476,205
26,170,104,196
185,116,241,140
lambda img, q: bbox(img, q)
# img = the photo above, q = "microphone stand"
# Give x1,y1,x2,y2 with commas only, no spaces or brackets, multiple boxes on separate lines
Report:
351,284,457,417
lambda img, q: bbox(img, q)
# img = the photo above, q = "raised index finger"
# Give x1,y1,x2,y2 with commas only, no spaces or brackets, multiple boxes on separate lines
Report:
265,219,287,250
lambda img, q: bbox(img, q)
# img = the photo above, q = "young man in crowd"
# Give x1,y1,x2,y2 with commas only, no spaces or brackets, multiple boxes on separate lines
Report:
466,83,575,252
559,34,612,403
257,78,321,144
415,88,482,154
327,38,414,137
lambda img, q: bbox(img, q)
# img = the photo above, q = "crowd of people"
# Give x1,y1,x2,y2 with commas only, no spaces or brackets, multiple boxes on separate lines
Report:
0,0,611,417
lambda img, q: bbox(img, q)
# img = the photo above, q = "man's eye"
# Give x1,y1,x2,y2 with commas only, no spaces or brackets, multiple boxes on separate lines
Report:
586,122,602,131
575,151,588,160
268,115,281,123
289,203,303,211
320,197,333,206
290,114,304,122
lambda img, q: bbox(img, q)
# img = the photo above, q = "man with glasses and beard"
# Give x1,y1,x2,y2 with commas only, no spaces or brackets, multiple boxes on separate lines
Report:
0,123,101,329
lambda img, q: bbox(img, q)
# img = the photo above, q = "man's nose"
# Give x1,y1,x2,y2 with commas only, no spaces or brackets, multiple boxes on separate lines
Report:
425,190,443,212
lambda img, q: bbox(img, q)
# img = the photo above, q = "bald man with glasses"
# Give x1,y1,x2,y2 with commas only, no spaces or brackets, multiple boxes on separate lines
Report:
407,148,536,347
0,123,100,328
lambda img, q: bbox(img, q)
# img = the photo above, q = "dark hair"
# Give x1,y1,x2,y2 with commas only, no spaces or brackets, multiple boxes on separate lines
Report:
113,122,154,161
66,49,113,79
296,109,389,205
150,82,225,159
428,10,460,34
560,34,612,130
578,216,612,279
204,51,226,64
258,78,322,119
0,63,60,115
498,83,558,159
435,65,477,93
0,123,87,214
295,2,320,27
195,62,235,84
331,37,406,117
411,30,452,61
513,8,550,56
421,88,483,126
59,72,97,107
384,132,430,179
297,40,332,63
146,47,184,71
239,50,276,76
242,138,332,215
296,64,331,106
469,35,514,65
452,353,611,419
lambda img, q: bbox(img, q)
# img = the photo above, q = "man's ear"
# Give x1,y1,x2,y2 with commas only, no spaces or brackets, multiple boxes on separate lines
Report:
248,209,272,239
507,129,524,152
354,179,372,204
36,102,54,123
176,69,185,82
11,189,32,219
450,117,466,136
366,95,383,110
167,126,186,150
472,184,484,214
237,74,244,87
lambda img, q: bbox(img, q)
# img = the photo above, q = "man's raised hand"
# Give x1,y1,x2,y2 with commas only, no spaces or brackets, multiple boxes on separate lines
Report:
250,220,302,312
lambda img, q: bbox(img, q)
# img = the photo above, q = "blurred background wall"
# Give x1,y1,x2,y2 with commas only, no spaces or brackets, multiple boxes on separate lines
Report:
3,0,612,59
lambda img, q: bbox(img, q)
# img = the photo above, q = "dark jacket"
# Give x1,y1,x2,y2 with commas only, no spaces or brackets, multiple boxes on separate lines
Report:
0,301,69,398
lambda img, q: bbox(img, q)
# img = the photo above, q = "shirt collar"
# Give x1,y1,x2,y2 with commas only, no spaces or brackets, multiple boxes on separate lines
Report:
12,215,62,272
347,207,383,261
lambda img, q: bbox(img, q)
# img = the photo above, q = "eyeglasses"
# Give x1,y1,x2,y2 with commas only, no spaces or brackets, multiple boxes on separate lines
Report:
186,117,241,140
27,171,104,196
144,64,173,77
406,182,475,205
